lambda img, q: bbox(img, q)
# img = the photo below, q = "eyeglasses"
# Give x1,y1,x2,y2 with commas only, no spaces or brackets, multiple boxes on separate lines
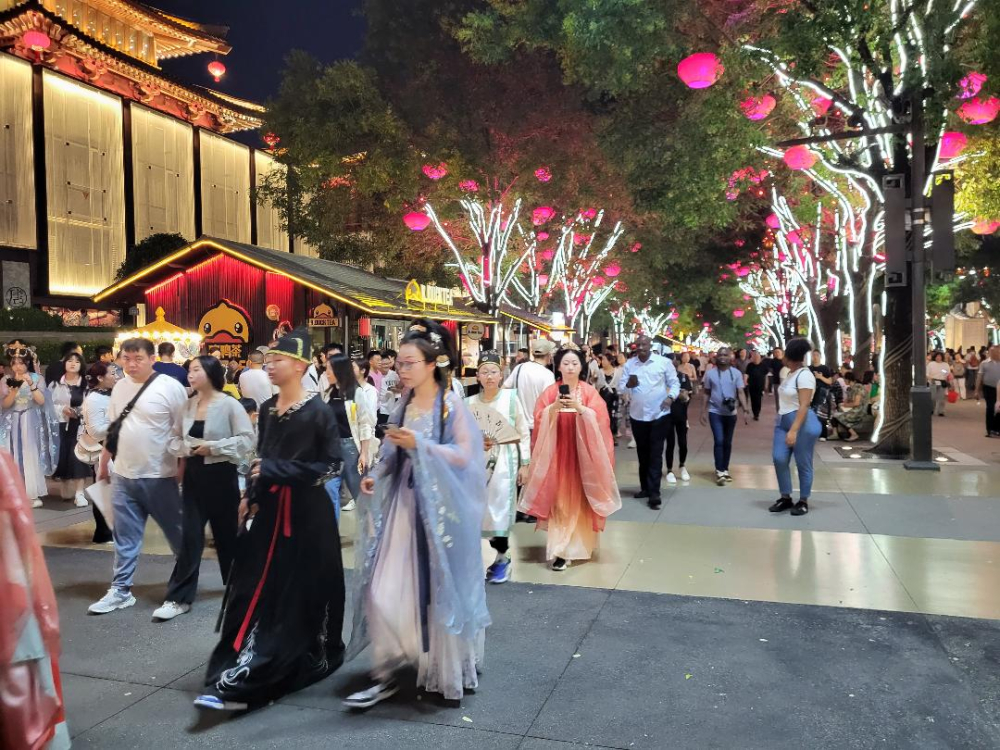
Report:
396,359,429,371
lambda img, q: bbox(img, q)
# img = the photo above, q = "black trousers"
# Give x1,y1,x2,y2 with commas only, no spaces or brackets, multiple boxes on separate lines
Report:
666,416,688,472
375,412,389,439
748,387,764,419
631,414,671,499
985,385,998,434
165,460,240,605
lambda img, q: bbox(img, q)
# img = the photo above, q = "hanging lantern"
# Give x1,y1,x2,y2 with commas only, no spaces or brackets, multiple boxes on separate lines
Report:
971,219,1000,235
573,233,591,246
604,263,621,278
537,274,549,286
421,163,448,180
740,94,776,121
403,211,430,231
956,72,987,100
580,207,597,220
677,53,724,89
736,267,750,277
783,145,818,170
765,213,781,229
733,309,746,318
541,249,555,261
592,276,607,288
787,230,804,247
262,132,280,150
534,167,552,182
811,96,832,116
458,179,479,192
532,206,555,225
358,317,371,337
207,60,226,82
22,30,51,51
536,231,549,241
958,97,1000,125
939,132,968,159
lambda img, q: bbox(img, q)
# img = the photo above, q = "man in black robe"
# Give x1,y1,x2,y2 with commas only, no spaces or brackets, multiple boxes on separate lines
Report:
195,328,345,711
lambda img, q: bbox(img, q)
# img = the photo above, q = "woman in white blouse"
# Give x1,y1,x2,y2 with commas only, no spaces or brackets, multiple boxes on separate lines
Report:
80,362,117,542
353,357,380,468
324,354,377,514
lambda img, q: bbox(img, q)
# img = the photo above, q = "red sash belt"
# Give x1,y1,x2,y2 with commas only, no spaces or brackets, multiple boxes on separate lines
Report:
233,485,292,651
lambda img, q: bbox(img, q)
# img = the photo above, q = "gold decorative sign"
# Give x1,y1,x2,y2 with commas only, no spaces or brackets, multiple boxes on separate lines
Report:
405,279,454,311
308,302,339,327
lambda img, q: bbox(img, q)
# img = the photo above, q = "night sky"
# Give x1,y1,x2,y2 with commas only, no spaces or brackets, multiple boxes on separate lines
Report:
151,0,365,119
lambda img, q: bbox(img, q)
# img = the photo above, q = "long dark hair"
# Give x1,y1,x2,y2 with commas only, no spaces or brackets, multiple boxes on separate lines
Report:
396,319,457,443
327,353,358,401
553,347,583,382
189,354,226,392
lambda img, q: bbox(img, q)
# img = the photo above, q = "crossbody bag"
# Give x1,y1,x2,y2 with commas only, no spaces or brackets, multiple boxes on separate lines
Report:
104,374,159,460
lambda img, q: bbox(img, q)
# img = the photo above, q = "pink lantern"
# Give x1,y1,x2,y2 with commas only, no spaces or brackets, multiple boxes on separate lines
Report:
958,97,1000,125
971,219,1000,235
939,132,968,159
765,213,781,229
458,179,479,192
22,30,51,51
537,274,549,286
604,263,621,278
787,230,803,247
403,211,430,231
677,53,724,89
783,145,817,170
573,233,591,246
207,61,226,82
421,162,448,180
743,294,751,301
630,242,642,253
532,206,555,225
957,72,987,100
541,249,555,261
592,276,607,288
740,94,776,121
812,96,832,116
534,167,552,182
580,207,598,220
536,231,549,241
736,267,750,277
733,309,746,318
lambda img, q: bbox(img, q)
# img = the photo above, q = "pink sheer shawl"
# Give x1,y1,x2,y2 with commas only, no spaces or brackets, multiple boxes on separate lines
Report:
519,382,621,528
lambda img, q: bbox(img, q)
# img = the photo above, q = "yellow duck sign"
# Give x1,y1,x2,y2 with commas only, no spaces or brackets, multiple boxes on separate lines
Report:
198,299,253,360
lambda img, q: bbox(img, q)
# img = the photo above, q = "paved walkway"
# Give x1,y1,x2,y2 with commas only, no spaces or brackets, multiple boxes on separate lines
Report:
35,394,1000,747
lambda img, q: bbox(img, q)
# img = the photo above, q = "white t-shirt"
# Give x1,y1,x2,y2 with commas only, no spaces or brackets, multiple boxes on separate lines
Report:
379,369,400,415
238,368,273,407
108,373,188,479
926,361,951,383
778,367,816,416
504,360,555,428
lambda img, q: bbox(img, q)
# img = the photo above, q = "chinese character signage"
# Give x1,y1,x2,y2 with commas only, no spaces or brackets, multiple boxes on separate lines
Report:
198,299,253,361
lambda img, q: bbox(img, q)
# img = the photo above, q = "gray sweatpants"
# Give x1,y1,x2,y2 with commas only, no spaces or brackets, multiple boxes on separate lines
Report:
111,475,183,592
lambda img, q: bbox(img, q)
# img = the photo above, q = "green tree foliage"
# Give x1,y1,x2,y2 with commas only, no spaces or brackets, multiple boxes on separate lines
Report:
957,134,1000,222
114,233,188,282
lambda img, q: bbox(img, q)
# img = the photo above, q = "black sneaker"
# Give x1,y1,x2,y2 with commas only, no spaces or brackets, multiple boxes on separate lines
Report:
634,490,649,499
647,496,662,509
790,500,809,516
768,497,794,513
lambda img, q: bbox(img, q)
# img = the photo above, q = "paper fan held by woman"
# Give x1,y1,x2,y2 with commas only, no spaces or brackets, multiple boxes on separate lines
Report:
0,449,71,749
519,347,621,571
466,351,531,585
345,319,490,710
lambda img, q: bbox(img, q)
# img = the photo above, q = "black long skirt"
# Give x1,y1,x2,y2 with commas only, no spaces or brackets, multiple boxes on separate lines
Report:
53,419,92,480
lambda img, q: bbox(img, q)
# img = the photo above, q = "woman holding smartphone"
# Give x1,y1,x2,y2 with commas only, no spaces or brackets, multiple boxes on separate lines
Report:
519,347,620,571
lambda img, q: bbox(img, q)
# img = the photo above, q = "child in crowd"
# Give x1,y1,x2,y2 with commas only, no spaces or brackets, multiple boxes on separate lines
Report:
236,398,258,493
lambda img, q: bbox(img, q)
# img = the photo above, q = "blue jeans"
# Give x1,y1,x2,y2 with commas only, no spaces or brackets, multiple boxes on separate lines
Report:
111,475,183,592
708,412,737,472
772,410,822,499
324,438,363,523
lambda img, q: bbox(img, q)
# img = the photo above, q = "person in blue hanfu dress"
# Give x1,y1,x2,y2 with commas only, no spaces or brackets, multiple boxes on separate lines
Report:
345,319,490,710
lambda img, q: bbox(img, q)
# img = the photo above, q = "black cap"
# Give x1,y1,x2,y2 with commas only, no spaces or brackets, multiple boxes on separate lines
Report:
267,327,311,364
477,350,503,369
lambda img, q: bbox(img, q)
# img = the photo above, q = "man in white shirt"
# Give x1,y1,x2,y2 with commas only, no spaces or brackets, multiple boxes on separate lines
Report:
88,338,188,616
621,335,680,509
238,350,274,406
504,339,556,430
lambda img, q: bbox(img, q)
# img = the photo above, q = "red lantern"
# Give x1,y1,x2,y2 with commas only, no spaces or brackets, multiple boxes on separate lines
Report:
783,145,818,170
263,132,280,150
358,317,371,337
207,61,226,82
536,231,549,241
604,263,621,278
534,167,552,182
971,219,1000,235
765,213,781,229
421,163,448,180
787,230,804,247
22,30,51,51
630,242,641,253
811,97,832,116
592,276,607,288
957,72,987,100
580,207,597,220
677,53,724,89
939,132,968,159
532,206,555,226
541,249,555,261
733,309,746,318
958,97,1000,125
403,211,430,231
740,94,776,121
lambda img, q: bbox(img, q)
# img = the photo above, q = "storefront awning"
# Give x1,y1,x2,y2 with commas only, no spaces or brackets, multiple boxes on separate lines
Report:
93,236,496,324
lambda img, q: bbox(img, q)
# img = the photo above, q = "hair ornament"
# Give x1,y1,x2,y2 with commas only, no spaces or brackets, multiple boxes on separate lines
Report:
436,354,451,368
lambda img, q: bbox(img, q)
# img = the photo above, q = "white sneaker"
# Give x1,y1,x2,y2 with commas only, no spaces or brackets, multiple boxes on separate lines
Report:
193,694,248,712
627,438,636,449
152,601,191,622
342,498,356,512
344,680,399,710
32,498,43,509
88,588,136,615
74,491,89,507
679,467,691,481
716,470,727,486
666,472,677,484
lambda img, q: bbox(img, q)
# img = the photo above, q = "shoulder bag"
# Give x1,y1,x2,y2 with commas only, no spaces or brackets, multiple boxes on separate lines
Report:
104,374,159,460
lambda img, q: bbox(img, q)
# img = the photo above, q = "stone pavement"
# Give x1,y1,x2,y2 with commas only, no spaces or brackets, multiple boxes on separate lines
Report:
36,394,1000,748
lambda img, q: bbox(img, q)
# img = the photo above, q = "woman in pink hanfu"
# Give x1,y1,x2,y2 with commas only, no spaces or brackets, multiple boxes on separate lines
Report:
519,347,621,571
